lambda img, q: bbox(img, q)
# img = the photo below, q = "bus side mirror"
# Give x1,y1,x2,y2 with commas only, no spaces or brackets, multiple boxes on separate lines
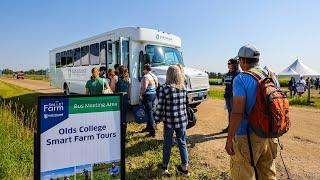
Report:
143,54,151,64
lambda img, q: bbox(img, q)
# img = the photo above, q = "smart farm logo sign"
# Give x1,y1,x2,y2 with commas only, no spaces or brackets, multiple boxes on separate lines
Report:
43,101,64,119
40,98,68,133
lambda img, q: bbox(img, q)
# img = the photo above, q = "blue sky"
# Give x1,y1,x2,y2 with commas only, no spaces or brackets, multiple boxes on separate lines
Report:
0,0,320,73
41,167,74,179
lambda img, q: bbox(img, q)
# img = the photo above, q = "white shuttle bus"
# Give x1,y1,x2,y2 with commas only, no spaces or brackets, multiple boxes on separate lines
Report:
49,27,209,106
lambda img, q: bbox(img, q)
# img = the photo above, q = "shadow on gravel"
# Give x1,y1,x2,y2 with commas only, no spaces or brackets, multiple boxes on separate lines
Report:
188,132,227,148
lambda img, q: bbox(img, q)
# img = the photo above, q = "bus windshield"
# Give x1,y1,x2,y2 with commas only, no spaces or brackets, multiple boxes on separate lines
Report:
146,45,184,66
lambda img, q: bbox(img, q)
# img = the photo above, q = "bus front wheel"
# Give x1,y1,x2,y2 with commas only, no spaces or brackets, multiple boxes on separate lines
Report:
63,83,70,95
189,102,201,109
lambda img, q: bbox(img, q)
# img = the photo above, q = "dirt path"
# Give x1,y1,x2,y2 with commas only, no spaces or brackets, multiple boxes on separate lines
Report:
188,100,320,180
0,77,63,94
1,77,319,179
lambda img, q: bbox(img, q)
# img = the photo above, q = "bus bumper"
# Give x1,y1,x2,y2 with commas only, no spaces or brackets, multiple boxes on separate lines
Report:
187,89,208,104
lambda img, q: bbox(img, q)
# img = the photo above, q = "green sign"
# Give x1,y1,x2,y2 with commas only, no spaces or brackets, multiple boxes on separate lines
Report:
69,96,120,114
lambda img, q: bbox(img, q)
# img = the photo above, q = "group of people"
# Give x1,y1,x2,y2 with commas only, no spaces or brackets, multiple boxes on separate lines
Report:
288,76,320,97
84,44,285,179
85,63,160,137
84,63,190,176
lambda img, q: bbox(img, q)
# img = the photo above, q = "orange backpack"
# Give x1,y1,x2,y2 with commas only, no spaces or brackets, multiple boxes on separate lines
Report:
244,68,291,138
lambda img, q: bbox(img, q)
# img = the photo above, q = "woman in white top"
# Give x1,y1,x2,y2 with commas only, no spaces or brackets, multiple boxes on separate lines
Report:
140,64,158,137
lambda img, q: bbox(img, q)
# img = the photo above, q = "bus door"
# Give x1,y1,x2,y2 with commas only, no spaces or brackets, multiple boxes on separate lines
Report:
107,37,129,70
118,37,130,70
106,40,116,69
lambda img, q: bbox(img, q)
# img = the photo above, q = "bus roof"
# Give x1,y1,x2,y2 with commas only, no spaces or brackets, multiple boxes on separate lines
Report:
50,27,182,52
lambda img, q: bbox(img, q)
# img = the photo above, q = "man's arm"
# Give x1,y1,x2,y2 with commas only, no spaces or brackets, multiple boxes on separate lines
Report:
85,88,90,95
225,96,246,155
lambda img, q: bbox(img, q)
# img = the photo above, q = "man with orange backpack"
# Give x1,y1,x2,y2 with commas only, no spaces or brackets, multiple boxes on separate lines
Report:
225,45,290,180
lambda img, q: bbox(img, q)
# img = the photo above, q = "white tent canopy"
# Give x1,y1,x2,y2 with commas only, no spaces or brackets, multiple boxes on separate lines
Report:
278,59,320,79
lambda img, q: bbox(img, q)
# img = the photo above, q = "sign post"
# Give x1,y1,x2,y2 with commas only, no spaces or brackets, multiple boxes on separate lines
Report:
35,94,125,180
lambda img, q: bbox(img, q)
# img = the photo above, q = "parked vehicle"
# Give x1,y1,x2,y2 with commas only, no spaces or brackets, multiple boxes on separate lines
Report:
17,71,25,79
49,27,209,106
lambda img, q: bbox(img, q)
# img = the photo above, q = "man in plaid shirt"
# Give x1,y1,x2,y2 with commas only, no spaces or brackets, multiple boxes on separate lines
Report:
154,65,190,177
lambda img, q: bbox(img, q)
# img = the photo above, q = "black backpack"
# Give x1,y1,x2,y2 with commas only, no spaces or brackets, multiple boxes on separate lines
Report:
186,106,197,129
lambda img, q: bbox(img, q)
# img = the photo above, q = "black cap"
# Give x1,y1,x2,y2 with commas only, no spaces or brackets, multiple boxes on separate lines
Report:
228,58,239,64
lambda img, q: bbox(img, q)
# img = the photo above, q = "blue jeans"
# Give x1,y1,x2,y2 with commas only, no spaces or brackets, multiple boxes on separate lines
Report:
162,125,189,168
143,93,157,134
225,97,233,122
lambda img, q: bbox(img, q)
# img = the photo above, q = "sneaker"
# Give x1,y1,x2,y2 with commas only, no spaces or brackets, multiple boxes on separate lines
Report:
145,133,156,138
222,127,229,133
176,166,190,177
140,127,150,133
161,166,170,175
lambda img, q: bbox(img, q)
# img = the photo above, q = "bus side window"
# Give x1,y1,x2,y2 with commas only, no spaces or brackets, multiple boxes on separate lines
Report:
90,43,99,65
100,41,107,65
107,41,116,68
73,48,81,66
67,50,74,66
81,46,89,66
61,51,67,67
56,53,61,68
122,40,129,70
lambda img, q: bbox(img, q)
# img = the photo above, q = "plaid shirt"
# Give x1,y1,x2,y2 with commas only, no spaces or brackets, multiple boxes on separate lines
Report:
154,84,188,128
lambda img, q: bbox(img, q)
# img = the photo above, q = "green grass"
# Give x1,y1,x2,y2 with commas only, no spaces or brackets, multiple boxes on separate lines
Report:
0,81,37,179
278,78,290,87
0,102,33,179
125,123,227,179
208,90,224,100
76,172,92,180
25,74,49,81
0,81,39,128
209,85,320,108
209,78,223,85
288,96,320,108
1,74,49,81
92,162,120,180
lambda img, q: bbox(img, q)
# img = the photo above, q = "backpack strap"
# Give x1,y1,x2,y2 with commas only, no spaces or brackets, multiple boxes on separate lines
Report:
149,73,159,87
243,68,275,85
247,126,259,180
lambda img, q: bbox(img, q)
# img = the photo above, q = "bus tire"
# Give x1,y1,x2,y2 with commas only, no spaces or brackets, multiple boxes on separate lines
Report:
189,102,201,109
63,83,70,95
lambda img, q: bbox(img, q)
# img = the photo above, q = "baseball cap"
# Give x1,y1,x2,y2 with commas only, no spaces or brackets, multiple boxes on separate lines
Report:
236,44,260,59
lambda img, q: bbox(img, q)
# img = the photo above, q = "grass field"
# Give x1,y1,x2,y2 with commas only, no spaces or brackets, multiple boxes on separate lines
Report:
0,102,33,179
209,85,320,108
0,81,37,179
93,162,120,180
125,123,228,179
2,74,49,81
0,81,39,128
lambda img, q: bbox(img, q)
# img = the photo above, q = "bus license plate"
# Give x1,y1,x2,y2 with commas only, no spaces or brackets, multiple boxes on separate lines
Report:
198,92,204,98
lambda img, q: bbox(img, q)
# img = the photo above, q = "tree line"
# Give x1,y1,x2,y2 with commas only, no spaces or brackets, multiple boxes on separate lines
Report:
1,68,47,75
205,71,225,79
